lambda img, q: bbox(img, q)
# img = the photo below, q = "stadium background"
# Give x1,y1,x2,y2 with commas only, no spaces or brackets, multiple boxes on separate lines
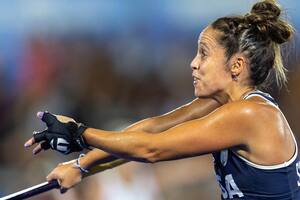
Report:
0,0,299,199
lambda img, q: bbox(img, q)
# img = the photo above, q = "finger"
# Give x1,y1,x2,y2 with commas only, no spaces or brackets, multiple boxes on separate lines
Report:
58,179,70,194
46,173,68,193
60,187,68,194
40,141,51,150
36,111,44,119
32,143,43,155
33,142,50,155
24,137,35,148
33,130,47,143
37,111,57,126
46,172,60,182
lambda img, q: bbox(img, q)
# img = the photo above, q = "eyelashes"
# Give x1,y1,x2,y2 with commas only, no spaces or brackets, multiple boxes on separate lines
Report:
199,48,208,58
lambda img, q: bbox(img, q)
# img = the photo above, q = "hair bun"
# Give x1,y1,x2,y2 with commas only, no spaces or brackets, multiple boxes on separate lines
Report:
251,0,280,21
244,0,293,44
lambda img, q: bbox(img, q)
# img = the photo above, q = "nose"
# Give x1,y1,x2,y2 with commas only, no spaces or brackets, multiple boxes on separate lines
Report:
190,55,200,71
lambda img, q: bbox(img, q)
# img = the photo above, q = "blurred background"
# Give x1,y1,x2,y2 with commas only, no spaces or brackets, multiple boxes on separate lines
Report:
0,0,299,199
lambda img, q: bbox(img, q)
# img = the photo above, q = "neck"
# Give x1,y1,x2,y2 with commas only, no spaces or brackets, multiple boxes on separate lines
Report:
225,84,255,102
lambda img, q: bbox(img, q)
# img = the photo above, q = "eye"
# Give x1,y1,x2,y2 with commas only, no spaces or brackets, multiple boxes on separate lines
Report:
199,48,208,58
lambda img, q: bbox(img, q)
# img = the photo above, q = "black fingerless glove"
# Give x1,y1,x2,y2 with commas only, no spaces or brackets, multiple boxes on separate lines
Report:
33,112,89,154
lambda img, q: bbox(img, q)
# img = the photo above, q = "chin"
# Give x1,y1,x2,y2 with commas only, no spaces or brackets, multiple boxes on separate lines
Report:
194,90,205,97
194,89,213,98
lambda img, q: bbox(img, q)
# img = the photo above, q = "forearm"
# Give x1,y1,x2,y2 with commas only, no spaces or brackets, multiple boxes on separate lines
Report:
83,128,153,162
80,98,223,169
79,117,159,170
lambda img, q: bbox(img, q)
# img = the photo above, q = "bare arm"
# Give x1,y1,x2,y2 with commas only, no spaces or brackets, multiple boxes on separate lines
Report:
82,101,254,163
45,97,227,189
80,97,223,170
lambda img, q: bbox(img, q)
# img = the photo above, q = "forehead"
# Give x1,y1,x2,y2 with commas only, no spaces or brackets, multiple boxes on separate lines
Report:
198,26,220,48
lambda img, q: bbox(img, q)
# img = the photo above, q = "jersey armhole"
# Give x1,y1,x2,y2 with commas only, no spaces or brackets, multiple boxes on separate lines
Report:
238,91,298,170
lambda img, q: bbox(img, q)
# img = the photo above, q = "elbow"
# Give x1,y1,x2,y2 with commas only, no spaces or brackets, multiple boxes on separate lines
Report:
125,139,161,163
144,151,161,163
128,133,167,163
139,143,165,163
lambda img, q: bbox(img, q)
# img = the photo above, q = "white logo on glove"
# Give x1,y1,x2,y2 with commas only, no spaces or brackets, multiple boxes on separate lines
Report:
50,138,70,153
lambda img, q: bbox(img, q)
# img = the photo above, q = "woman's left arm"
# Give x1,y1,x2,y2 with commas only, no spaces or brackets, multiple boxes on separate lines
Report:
83,101,257,163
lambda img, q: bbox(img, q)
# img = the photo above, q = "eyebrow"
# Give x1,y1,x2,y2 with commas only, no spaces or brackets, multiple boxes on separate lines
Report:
199,42,209,51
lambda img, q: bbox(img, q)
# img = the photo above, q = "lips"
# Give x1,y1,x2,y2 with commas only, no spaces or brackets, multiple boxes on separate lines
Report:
193,76,200,86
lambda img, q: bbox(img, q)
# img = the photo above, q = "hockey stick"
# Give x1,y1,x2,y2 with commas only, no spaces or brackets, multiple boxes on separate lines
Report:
0,180,59,200
0,159,128,200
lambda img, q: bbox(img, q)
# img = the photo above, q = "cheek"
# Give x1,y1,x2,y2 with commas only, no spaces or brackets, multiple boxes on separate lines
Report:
200,60,221,81
199,60,230,90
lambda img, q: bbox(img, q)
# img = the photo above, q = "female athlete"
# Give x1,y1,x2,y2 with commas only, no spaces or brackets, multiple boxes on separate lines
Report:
25,0,299,199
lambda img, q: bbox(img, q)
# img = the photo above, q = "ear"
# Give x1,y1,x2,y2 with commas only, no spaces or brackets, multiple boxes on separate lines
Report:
229,54,247,80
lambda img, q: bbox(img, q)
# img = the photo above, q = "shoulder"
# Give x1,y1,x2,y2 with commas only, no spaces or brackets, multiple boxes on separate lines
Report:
219,99,277,115
211,99,279,127
199,100,280,145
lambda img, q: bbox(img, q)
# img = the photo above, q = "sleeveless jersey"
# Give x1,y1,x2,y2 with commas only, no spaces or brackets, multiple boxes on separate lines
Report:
212,90,300,200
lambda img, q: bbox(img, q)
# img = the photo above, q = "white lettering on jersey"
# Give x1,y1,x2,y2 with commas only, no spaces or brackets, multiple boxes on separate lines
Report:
296,161,300,186
216,174,244,199
225,174,244,198
220,150,228,166
216,175,228,199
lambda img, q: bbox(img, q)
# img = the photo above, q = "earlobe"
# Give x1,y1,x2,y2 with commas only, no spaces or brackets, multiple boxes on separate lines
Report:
230,56,245,81
231,63,240,81
231,72,239,81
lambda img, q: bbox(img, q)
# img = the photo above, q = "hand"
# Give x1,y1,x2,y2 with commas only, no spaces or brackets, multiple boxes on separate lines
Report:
24,111,88,155
46,160,83,193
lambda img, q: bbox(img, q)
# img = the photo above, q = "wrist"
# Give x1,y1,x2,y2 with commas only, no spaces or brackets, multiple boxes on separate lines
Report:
62,159,77,165
75,124,90,150
78,152,94,170
73,154,89,174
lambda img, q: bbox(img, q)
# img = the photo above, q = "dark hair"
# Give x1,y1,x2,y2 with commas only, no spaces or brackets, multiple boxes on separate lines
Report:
211,0,294,87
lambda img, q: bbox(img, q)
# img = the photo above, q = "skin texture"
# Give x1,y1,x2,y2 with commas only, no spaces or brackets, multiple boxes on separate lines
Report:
25,26,295,191
191,27,232,97
81,99,294,165
25,97,225,190
191,27,253,100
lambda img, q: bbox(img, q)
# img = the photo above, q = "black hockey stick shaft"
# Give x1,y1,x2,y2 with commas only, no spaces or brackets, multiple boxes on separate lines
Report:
0,180,59,200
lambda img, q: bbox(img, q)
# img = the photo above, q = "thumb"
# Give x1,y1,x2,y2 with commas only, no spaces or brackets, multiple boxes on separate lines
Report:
46,172,60,183
37,111,57,126
46,171,69,194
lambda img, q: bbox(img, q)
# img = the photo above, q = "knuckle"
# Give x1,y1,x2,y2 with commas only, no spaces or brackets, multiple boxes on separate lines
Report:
46,175,53,181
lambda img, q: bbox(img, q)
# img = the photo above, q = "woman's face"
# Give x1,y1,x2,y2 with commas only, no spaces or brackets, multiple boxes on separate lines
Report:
191,26,232,97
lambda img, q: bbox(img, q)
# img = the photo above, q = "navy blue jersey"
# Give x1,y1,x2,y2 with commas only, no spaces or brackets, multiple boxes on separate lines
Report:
212,90,300,200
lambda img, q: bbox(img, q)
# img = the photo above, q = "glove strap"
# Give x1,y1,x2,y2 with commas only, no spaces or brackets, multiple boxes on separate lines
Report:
75,124,90,149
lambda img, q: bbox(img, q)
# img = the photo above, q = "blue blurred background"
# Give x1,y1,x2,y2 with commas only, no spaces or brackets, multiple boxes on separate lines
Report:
0,0,299,199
